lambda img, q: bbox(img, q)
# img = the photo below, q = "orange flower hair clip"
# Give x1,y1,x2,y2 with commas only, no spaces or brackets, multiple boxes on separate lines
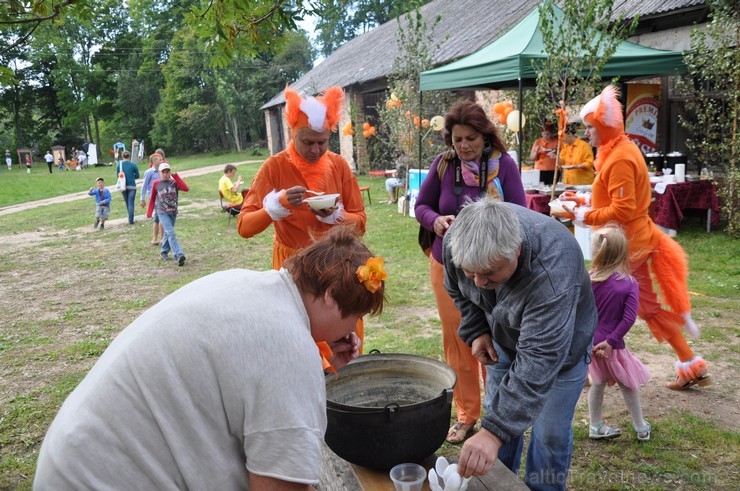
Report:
355,256,388,293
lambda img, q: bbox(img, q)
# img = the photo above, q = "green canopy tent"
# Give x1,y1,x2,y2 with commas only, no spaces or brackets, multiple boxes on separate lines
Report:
419,5,687,165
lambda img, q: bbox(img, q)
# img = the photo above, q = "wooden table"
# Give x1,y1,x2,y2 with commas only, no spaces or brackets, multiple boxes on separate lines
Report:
319,444,528,490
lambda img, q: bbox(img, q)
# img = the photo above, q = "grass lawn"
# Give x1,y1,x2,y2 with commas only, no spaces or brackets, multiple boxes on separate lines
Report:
1,151,738,490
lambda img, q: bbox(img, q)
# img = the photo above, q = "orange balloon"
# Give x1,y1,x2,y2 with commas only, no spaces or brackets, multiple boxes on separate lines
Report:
503,106,513,118
493,102,504,115
504,101,514,109
363,122,371,130
498,114,507,124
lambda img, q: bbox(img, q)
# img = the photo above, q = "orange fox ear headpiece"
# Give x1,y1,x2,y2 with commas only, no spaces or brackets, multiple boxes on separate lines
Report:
579,85,624,145
285,86,344,133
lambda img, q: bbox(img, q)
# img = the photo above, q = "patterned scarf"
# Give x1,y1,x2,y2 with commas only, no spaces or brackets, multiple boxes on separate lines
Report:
459,150,502,199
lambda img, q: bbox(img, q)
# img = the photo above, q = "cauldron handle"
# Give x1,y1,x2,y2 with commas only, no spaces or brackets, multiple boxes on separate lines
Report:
443,388,454,404
384,403,400,422
368,349,382,355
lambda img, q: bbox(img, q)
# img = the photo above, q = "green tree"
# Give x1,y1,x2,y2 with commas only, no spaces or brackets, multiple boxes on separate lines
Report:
371,8,450,173
677,0,739,235
534,0,637,193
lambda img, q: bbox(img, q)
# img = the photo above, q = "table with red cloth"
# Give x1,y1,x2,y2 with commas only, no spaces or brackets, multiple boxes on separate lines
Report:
652,180,720,232
525,192,551,214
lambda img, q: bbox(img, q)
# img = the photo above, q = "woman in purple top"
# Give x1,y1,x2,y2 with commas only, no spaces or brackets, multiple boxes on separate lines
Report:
588,224,651,441
415,100,525,444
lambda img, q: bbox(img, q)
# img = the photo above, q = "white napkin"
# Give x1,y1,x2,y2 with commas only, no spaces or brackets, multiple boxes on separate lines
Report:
654,182,667,194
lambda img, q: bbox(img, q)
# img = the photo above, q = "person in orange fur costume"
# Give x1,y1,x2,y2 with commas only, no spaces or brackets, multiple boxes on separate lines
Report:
237,86,367,372
563,85,710,391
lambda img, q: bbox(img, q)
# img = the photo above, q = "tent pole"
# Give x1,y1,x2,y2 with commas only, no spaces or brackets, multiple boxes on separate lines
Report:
418,90,423,176
518,77,523,172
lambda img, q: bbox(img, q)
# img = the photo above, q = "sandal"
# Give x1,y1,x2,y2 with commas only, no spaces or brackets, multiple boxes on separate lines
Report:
589,421,622,440
666,374,711,391
635,421,651,442
446,422,475,444
151,241,161,246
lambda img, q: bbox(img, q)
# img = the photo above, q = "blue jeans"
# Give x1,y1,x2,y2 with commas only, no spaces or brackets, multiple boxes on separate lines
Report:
158,213,183,258
121,188,137,224
484,342,587,491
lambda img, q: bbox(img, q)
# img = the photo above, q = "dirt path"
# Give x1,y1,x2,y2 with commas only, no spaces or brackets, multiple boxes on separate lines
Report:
0,159,262,217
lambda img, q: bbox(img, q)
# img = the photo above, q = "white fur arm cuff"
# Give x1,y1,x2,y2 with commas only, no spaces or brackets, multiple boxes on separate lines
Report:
573,206,591,227
263,190,291,221
316,202,345,225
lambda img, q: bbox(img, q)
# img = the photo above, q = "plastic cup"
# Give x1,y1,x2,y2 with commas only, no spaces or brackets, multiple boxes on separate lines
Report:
389,463,426,491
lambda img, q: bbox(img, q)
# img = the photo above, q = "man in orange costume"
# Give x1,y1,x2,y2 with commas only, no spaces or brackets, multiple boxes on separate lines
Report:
237,86,367,362
566,85,709,391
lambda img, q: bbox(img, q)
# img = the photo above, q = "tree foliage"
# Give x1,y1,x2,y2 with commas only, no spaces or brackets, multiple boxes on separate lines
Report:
370,8,451,173
534,0,637,190
1,0,314,158
313,0,430,58
677,0,740,235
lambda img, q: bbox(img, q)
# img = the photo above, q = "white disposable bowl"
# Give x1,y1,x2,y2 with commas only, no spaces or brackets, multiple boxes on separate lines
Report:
304,193,340,210
549,198,576,215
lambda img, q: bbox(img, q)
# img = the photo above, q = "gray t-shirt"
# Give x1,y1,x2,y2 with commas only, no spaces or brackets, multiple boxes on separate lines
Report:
35,269,326,490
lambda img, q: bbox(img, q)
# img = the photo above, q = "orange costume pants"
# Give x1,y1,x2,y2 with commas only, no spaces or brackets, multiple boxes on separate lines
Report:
431,256,484,425
631,255,694,363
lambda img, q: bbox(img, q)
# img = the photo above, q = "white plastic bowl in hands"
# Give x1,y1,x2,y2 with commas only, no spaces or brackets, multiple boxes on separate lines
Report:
304,193,340,211
548,198,576,215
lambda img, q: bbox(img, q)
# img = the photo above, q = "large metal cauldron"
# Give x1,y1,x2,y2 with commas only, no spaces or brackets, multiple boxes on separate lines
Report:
325,353,456,470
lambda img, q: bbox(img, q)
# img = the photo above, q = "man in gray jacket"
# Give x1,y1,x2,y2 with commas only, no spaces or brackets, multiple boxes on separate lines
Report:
443,197,597,491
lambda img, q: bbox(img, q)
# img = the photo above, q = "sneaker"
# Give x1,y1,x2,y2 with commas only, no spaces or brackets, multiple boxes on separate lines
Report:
94,220,99,229
100,223,104,230
177,255,186,266
161,252,170,261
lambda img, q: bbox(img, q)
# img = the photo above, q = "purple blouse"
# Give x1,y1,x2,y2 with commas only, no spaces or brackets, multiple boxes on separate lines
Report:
591,273,639,349
414,151,526,263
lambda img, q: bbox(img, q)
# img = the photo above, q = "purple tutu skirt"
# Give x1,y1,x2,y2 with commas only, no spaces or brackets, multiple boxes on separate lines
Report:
589,347,651,389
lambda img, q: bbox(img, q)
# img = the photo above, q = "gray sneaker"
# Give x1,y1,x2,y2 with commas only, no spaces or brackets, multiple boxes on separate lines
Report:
160,252,170,261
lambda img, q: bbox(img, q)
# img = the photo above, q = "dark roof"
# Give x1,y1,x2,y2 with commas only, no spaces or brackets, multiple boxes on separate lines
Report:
262,0,704,109
613,0,705,19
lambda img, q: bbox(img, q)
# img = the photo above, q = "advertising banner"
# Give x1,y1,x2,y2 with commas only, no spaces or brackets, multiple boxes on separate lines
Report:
625,84,660,154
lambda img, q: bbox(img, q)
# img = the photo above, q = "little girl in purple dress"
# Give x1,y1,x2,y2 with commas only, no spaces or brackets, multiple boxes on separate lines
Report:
588,224,652,441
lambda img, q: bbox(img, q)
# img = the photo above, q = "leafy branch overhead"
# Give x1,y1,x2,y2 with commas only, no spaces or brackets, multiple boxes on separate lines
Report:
183,0,322,66
0,0,92,56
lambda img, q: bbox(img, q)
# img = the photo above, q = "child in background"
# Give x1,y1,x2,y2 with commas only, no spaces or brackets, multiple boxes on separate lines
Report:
88,178,112,230
588,223,652,441
146,163,189,266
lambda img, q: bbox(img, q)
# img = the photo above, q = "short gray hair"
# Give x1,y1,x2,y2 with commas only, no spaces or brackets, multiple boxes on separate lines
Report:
448,197,522,271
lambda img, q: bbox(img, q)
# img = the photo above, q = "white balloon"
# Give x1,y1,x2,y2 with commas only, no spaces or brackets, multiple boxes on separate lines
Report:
430,115,445,131
506,110,526,132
